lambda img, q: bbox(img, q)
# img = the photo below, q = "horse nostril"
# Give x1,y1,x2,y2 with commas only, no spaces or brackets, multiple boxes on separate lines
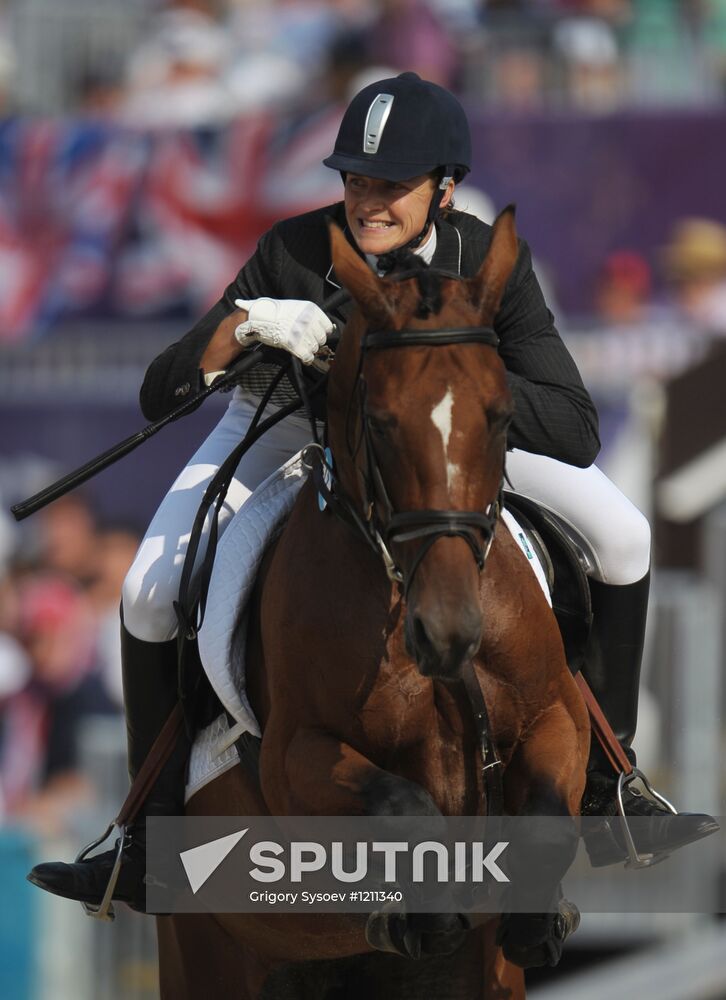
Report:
409,607,482,678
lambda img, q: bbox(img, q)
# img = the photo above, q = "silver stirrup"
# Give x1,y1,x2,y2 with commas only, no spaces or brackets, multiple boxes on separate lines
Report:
74,821,127,921
615,768,678,869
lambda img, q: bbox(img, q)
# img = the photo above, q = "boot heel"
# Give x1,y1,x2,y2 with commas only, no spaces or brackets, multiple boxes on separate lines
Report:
582,820,626,868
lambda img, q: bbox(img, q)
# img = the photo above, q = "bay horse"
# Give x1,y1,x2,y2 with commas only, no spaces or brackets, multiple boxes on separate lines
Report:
157,208,591,999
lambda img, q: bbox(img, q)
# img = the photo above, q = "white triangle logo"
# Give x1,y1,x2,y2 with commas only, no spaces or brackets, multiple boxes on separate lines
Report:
180,828,248,894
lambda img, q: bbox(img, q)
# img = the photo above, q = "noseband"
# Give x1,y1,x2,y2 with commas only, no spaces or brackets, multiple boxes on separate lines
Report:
355,323,504,597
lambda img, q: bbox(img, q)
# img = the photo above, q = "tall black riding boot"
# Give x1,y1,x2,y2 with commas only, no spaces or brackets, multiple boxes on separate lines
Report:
27,625,190,911
581,571,718,865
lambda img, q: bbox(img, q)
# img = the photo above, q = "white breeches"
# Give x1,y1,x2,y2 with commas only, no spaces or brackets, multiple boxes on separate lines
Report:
505,450,650,586
122,391,315,641
123,392,651,642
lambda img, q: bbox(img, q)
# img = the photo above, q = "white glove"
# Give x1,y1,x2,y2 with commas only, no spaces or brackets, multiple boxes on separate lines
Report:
234,297,333,365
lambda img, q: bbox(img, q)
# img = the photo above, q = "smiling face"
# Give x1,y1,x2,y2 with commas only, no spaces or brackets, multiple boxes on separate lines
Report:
344,172,453,256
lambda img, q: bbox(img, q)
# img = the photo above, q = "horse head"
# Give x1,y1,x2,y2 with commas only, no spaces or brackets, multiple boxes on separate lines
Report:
327,208,519,680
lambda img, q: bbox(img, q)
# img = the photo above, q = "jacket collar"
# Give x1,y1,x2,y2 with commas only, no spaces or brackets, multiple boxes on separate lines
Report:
324,203,351,294
430,217,463,276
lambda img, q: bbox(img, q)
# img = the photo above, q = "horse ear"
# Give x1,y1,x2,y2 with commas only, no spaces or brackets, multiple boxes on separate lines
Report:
327,220,394,326
467,205,519,321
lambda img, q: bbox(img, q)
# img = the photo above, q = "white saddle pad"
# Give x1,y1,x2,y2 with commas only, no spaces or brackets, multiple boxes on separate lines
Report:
187,465,551,802
197,449,308,734
501,507,552,605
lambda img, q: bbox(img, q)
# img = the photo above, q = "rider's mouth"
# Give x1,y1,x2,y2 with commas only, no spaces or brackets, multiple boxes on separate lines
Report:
359,220,394,231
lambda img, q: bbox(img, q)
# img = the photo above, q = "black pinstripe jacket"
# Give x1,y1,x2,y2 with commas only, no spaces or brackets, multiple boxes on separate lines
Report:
140,203,600,468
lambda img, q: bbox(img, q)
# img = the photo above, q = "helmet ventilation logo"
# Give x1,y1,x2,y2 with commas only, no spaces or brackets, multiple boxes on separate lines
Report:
363,94,394,154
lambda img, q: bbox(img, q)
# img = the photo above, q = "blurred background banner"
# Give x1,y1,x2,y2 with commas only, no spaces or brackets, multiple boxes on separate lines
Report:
1,1,726,998
1,109,726,341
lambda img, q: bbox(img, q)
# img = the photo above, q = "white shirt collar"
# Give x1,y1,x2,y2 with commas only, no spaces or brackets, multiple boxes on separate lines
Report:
365,226,438,274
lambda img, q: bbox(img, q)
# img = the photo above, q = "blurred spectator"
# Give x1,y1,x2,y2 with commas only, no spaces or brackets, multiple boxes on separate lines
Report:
37,494,99,590
553,14,624,110
74,63,126,119
595,248,652,325
553,0,632,22
570,246,709,389
322,28,373,104
0,503,14,581
660,216,726,338
0,627,31,818
0,574,117,834
121,3,237,127
0,630,30,706
0,22,15,116
701,0,726,97
622,0,718,104
489,42,549,109
226,0,346,114
481,0,536,12
562,241,707,517
366,0,458,88
87,523,142,707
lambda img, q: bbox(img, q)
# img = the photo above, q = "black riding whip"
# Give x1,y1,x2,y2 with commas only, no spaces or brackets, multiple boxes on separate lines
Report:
10,289,350,522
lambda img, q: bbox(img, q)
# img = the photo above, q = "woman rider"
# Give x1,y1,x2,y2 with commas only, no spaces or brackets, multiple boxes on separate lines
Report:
29,72,717,911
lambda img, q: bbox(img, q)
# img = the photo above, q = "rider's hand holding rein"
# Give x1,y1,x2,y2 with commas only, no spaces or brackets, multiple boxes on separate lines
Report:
233,298,333,365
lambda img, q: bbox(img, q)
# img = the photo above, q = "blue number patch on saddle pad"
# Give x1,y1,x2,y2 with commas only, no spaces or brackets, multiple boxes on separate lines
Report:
518,531,534,560
500,509,551,605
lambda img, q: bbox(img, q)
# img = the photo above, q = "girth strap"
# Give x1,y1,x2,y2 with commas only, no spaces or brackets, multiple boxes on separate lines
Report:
461,660,504,816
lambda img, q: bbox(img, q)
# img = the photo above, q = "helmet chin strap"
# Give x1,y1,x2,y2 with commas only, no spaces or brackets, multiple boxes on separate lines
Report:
377,172,453,271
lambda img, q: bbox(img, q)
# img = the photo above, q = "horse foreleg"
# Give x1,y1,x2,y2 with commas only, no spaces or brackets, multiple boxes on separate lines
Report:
261,726,472,962
497,697,588,970
262,725,442,817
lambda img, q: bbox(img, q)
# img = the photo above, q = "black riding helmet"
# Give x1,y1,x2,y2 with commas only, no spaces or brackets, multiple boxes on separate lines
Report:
324,71,471,182
323,72,471,251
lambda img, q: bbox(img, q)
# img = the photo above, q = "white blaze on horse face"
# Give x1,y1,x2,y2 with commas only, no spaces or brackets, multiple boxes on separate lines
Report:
430,387,460,491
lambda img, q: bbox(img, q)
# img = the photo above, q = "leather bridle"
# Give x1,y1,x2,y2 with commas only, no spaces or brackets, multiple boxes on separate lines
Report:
352,323,504,599
304,276,509,814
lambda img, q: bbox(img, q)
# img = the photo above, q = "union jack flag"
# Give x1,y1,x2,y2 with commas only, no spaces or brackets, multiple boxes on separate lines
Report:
0,110,342,342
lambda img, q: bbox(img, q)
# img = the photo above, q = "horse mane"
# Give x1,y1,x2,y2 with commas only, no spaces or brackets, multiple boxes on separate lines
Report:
376,248,443,319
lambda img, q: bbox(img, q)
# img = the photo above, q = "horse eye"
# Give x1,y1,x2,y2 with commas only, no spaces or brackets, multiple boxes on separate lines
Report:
487,406,512,431
366,413,396,436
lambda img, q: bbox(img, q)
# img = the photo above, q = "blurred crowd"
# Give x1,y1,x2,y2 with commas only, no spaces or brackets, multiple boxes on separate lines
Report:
1,0,726,844
568,214,726,388
2,0,726,120
0,494,139,836
1,215,724,843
